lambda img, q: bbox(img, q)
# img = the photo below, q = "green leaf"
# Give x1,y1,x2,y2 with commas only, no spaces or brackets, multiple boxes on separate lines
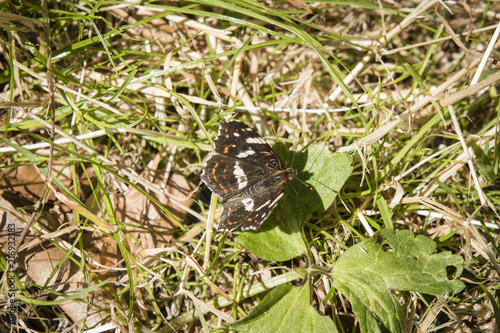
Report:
282,143,353,222
331,229,465,333
236,218,306,261
469,139,497,183
231,284,338,333
237,143,353,261
376,195,393,229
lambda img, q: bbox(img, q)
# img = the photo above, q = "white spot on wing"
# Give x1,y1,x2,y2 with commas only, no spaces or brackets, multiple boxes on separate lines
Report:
256,200,271,211
269,193,284,208
216,123,225,141
236,150,255,158
234,162,248,189
242,198,254,211
242,224,258,231
234,132,240,137
245,137,266,144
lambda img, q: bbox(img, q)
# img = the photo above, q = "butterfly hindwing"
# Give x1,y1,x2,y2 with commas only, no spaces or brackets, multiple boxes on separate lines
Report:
218,175,289,231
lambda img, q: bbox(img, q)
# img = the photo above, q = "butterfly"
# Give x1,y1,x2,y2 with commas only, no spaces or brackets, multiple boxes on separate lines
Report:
200,120,296,231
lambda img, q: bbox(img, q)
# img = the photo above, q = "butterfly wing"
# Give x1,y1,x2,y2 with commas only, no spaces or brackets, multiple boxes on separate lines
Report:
217,175,290,231
201,120,296,232
200,154,270,201
214,120,285,170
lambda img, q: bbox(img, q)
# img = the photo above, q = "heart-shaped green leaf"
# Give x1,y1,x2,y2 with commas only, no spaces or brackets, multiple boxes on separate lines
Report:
231,284,338,332
237,143,352,261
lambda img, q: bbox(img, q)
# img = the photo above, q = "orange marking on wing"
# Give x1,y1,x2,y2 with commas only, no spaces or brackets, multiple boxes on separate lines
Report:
247,218,253,221
212,162,219,174
219,183,227,194
223,145,230,154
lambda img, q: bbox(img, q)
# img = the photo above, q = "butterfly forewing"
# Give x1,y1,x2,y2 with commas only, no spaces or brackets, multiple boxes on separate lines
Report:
214,120,285,170
201,120,296,232
200,155,270,201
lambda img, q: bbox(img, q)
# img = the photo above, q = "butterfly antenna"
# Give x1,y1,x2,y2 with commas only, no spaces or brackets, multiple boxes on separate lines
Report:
295,175,312,191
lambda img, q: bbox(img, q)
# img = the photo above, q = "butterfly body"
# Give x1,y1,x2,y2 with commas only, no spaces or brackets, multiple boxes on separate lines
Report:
242,168,295,198
201,120,295,231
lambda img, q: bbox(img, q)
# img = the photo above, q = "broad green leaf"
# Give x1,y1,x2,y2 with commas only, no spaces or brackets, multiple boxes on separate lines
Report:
236,215,305,262
333,270,405,333
231,284,338,333
279,143,353,223
237,143,353,261
331,229,465,333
